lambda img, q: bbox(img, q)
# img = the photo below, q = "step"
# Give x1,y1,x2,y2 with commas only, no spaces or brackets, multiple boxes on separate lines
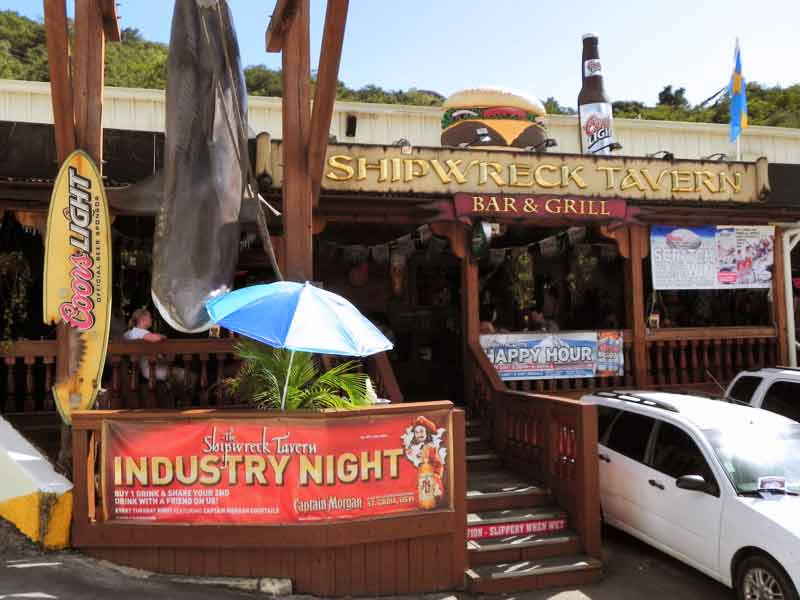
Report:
466,420,483,436
467,506,567,538
466,436,492,453
468,530,581,566
467,555,603,594
467,473,550,511
467,452,499,462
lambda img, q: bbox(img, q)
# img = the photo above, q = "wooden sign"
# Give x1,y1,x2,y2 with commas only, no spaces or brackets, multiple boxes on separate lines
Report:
43,150,112,424
453,193,636,223
266,141,768,204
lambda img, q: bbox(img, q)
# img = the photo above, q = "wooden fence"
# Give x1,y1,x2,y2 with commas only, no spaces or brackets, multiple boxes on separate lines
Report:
71,402,465,596
0,339,403,414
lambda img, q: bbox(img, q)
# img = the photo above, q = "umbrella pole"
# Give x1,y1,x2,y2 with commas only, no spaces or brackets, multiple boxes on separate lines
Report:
280,350,295,411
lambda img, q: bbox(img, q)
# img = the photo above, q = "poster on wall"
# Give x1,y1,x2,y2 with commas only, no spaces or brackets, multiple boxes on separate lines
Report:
597,330,625,377
102,411,452,524
651,225,774,290
480,332,598,380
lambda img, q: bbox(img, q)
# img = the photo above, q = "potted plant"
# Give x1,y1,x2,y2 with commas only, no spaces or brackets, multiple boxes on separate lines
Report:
225,339,374,410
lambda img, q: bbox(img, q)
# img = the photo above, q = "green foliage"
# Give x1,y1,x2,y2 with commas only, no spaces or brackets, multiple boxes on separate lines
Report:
612,83,800,128
225,339,370,411
543,96,576,115
657,85,689,108
0,11,49,81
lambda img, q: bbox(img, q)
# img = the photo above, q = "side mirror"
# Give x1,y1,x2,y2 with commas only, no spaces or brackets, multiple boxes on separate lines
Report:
676,474,709,492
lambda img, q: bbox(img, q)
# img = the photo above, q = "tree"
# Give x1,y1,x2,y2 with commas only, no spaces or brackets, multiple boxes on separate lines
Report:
543,97,576,115
657,85,689,108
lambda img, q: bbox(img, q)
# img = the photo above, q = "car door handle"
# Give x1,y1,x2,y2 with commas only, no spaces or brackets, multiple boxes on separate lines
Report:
648,479,665,490
598,453,611,463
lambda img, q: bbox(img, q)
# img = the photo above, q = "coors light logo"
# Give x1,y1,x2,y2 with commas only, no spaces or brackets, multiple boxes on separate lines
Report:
583,59,602,77
59,167,96,331
582,112,613,152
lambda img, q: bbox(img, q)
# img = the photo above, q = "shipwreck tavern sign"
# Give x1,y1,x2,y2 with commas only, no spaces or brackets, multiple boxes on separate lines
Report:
264,142,769,205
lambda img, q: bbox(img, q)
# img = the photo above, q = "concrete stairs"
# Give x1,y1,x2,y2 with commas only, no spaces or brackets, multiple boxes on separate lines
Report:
463,419,602,594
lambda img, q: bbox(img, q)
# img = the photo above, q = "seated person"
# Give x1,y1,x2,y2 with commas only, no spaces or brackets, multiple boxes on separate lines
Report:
124,309,195,397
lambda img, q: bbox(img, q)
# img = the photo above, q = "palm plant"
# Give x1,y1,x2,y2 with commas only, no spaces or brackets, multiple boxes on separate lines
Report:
225,339,371,411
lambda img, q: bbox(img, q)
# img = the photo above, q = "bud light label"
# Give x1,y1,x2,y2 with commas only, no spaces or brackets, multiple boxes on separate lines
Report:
579,102,615,155
583,59,602,77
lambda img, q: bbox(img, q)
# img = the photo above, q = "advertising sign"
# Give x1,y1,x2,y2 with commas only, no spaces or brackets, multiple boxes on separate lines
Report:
102,411,453,523
43,150,112,424
451,194,634,224
480,332,597,380
467,517,567,541
651,225,774,290
597,330,625,377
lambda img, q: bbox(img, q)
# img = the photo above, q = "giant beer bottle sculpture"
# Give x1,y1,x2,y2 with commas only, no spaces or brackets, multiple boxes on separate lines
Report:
578,33,617,155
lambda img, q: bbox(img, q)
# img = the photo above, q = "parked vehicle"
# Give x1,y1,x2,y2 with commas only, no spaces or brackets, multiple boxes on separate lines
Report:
584,390,800,600
726,368,800,422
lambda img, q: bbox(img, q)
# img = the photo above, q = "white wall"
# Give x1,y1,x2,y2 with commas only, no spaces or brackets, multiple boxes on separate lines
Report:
2,78,799,163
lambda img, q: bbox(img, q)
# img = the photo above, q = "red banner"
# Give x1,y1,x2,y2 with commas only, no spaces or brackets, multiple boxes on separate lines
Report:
466,518,568,540
454,193,629,221
102,411,452,524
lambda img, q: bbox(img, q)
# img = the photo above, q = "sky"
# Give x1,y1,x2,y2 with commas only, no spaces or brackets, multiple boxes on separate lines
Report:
3,0,799,108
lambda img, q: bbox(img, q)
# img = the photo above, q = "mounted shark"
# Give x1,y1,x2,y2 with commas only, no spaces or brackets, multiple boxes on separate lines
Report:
110,0,256,333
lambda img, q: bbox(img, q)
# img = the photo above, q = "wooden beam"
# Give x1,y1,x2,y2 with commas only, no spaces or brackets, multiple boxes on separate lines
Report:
629,224,649,386
774,228,789,365
281,0,313,281
43,0,76,162
99,0,121,42
265,0,298,52
73,0,106,164
308,0,349,205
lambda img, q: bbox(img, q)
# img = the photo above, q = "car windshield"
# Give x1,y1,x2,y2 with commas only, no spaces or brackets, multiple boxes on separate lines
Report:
704,422,800,494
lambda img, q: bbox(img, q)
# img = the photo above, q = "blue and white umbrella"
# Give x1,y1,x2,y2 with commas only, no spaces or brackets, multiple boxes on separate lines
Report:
205,282,392,409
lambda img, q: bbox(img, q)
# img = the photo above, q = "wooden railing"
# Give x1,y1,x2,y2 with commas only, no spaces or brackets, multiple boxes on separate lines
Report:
365,351,404,403
1,340,57,413
504,330,634,394
646,326,777,387
466,341,601,560
0,340,404,413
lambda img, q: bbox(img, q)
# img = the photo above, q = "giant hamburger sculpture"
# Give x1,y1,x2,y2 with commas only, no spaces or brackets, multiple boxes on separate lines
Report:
440,88,553,151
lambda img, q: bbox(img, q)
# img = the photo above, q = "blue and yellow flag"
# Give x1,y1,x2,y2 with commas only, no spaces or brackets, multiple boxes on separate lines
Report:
729,39,748,142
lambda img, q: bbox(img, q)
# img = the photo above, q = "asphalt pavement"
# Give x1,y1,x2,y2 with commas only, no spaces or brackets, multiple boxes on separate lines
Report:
0,519,734,600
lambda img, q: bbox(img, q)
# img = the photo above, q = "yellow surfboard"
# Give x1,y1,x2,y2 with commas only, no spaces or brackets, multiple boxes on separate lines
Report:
43,150,112,424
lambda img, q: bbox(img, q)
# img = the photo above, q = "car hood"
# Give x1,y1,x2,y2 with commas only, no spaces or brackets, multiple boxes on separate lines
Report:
740,494,800,537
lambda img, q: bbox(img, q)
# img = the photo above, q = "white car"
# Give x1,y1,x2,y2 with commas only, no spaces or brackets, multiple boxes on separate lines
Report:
726,368,800,422
584,390,800,600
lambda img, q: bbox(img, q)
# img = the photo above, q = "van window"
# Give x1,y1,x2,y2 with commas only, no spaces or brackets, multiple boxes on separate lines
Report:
605,411,655,462
761,381,800,423
650,421,715,486
728,375,762,404
597,405,620,442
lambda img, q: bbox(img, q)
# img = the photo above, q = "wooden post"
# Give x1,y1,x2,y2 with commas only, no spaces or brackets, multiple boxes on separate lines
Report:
73,0,106,161
628,224,649,386
45,0,110,474
280,0,313,281
308,0,349,204
44,0,76,416
43,0,76,162
774,228,789,365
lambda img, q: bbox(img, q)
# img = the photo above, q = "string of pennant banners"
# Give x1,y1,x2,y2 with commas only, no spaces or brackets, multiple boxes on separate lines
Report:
314,224,619,268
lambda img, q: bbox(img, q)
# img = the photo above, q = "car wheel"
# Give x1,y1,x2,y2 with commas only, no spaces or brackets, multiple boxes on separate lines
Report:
736,554,798,600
